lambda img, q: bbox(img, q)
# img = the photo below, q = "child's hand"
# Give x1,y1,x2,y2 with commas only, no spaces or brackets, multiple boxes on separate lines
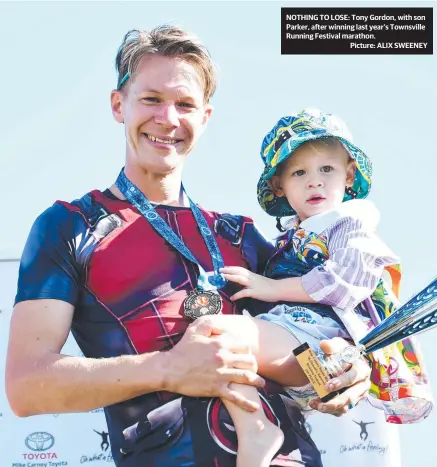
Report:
220,266,281,302
309,338,371,416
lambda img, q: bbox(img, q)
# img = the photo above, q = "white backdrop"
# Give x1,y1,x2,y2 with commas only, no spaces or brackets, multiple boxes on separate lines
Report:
1,258,402,467
1,260,112,467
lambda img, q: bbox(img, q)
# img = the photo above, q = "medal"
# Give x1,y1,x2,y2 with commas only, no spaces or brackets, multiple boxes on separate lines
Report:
183,289,223,320
116,169,227,320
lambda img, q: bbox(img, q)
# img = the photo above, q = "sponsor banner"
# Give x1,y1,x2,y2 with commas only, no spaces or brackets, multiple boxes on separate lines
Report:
79,429,114,465
4,423,114,467
9,430,69,467
308,399,401,467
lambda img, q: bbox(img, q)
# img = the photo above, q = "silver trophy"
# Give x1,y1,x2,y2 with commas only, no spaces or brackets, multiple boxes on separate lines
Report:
293,276,437,409
331,275,437,366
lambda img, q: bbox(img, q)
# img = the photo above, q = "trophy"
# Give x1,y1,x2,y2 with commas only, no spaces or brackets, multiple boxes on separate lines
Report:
293,275,437,403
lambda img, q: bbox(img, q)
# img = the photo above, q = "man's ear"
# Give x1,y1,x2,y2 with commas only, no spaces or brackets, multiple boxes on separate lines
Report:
346,160,357,187
269,175,285,197
111,89,125,124
202,103,213,127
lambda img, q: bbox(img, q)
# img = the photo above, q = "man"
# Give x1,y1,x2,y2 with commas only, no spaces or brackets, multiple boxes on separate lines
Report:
6,25,371,467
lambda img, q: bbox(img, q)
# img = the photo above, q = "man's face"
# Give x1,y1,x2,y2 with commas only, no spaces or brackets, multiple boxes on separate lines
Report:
111,54,212,175
271,141,355,220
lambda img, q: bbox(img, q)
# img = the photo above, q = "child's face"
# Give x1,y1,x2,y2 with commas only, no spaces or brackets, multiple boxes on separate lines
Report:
270,140,356,221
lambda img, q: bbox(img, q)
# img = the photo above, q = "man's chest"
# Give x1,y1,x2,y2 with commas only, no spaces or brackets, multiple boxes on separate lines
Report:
73,212,250,353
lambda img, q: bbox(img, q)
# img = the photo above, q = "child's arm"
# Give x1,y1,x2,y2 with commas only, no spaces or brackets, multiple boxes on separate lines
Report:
220,266,315,303
221,200,398,309
301,206,399,310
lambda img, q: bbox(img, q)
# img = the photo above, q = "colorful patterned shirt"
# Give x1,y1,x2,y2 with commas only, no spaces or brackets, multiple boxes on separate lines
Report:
292,200,399,311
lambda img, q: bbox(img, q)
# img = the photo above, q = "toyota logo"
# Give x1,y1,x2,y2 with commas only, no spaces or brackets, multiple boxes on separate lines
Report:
25,432,55,451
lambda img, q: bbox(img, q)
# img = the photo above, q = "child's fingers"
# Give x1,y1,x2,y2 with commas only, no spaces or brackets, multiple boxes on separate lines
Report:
222,273,250,287
312,379,369,415
319,337,351,356
230,289,252,301
326,358,371,392
220,266,250,276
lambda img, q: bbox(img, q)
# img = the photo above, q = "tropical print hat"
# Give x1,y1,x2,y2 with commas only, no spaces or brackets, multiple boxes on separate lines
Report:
257,108,372,217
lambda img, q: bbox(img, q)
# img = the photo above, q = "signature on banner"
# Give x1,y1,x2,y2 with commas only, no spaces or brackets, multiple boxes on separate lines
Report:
339,420,388,457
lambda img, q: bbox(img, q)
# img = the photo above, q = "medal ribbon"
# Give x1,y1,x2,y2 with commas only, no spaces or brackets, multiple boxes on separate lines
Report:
116,169,226,291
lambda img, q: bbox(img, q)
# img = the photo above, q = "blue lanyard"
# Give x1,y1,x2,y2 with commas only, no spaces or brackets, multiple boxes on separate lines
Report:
115,169,226,291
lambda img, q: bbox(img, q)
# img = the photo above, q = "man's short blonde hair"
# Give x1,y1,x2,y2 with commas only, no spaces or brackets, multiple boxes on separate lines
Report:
115,25,217,102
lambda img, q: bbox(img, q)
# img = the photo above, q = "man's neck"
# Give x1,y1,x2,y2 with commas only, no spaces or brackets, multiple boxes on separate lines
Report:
110,165,187,207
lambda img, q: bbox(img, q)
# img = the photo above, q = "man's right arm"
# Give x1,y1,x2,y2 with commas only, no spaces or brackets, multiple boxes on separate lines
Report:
6,298,168,416
6,203,264,417
6,300,264,417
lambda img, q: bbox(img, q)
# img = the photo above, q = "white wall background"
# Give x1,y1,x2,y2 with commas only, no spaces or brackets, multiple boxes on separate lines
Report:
1,1,436,466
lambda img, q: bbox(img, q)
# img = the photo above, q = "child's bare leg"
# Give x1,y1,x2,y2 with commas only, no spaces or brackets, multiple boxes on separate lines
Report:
222,385,283,467
205,314,309,386
250,317,309,386
201,314,310,466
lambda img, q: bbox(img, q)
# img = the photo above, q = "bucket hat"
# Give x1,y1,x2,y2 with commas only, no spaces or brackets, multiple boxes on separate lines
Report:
257,108,372,217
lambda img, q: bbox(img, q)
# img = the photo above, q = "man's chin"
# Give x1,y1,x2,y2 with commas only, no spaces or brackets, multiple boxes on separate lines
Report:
138,155,186,175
